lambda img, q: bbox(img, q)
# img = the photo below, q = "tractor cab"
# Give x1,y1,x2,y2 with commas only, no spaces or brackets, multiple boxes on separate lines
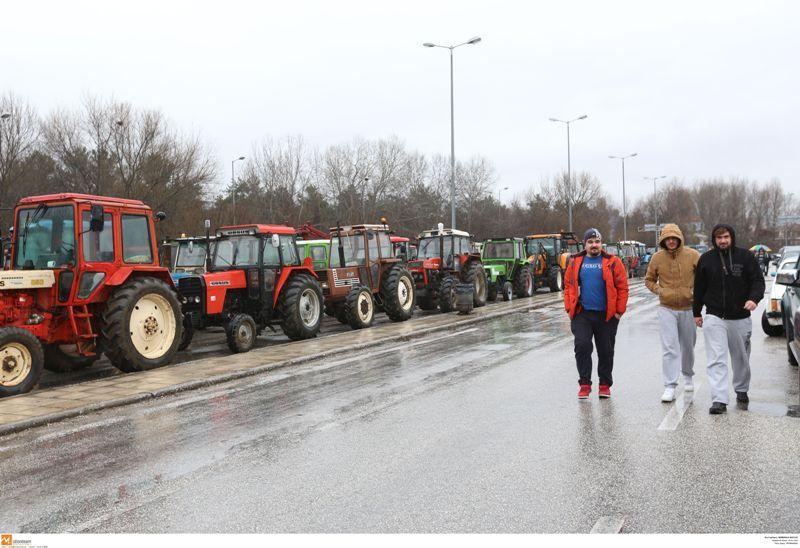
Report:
391,236,416,261
177,224,323,352
321,224,415,329
1,193,182,397
162,236,217,281
414,227,477,271
296,239,330,271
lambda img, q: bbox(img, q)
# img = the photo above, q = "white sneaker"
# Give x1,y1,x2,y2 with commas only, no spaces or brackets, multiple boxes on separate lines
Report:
684,376,694,392
661,387,676,402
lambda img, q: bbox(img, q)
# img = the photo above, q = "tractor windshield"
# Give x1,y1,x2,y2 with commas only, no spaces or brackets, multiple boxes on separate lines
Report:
526,238,554,257
214,235,259,268
483,241,514,259
176,241,209,268
14,204,76,269
329,234,366,268
418,236,451,260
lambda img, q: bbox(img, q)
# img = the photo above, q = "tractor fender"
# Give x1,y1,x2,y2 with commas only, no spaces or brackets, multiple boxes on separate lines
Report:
274,266,317,307
104,267,176,289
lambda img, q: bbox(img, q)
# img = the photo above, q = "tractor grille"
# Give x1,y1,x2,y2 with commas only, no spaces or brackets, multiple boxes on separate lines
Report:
177,276,204,311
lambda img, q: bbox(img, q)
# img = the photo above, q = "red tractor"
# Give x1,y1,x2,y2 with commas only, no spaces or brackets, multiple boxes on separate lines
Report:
0,193,184,397
321,224,415,329
176,224,324,353
407,224,488,312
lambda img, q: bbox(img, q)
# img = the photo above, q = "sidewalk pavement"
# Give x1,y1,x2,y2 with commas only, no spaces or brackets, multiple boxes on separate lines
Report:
0,286,588,435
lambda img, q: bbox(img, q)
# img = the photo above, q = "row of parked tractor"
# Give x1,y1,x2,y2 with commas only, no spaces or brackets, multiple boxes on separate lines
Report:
0,192,648,399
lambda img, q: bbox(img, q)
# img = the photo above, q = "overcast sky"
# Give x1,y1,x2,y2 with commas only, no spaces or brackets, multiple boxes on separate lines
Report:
2,0,798,208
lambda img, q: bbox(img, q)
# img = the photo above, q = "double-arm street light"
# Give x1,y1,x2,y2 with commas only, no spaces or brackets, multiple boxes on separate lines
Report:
423,35,482,229
231,156,245,224
644,175,668,245
549,115,588,233
608,153,638,241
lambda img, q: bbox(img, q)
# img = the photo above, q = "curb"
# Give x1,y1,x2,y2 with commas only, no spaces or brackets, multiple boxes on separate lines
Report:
0,293,569,437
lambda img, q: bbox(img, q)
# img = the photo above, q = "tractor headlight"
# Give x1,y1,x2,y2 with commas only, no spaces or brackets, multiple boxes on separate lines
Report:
195,296,202,303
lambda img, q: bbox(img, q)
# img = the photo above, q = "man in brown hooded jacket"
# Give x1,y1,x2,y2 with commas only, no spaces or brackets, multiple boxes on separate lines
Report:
645,224,701,402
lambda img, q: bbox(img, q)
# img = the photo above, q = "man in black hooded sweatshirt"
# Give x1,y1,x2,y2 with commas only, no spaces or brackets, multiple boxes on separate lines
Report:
693,224,765,414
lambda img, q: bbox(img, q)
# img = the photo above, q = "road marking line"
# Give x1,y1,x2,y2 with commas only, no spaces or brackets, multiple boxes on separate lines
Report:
590,514,626,533
658,380,703,431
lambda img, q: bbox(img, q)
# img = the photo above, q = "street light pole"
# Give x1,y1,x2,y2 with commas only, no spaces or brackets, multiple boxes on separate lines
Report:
231,156,245,224
424,36,482,229
644,175,667,246
497,186,509,202
609,153,638,241
549,115,588,233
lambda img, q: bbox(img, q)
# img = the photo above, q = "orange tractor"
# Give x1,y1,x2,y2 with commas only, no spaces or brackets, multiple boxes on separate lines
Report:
321,224,415,329
407,224,488,312
524,231,583,292
176,224,324,353
0,193,184,397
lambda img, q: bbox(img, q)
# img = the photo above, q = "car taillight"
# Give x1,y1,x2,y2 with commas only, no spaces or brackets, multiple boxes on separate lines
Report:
772,299,779,312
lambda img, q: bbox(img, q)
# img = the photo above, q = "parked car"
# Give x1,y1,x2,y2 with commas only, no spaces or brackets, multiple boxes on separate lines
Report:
762,254,800,336
776,265,800,366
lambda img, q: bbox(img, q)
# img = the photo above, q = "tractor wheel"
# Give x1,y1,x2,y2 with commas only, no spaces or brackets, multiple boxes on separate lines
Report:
501,281,514,301
280,274,324,340
345,285,375,329
380,265,415,322
438,276,456,313
44,344,100,373
487,283,498,302
463,261,488,308
178,318,194,351
548,266,563,293
0,328,44,397
334,305,349,324
226,313,257,353
102,277,183,373
514,265,534,298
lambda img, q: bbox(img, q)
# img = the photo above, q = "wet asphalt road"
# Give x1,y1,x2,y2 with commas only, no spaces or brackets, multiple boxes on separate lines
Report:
2,282,798,533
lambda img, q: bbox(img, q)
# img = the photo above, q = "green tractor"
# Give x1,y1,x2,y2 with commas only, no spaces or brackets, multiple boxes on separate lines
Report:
481,238,535,301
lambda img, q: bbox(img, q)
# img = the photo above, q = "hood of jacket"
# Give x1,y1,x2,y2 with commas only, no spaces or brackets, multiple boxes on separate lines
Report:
710,223,737,249
659,223,684,250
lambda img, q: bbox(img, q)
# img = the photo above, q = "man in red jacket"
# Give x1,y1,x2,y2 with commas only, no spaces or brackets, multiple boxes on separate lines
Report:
564,228,629,399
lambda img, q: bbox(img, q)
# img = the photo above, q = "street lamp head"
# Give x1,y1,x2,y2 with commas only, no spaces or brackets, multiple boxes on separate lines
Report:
548,117,560,123
578,115,588,120
238,156,245,161
467,36,482,45
423,42,436,47
608,155,617,159
630,153,638,158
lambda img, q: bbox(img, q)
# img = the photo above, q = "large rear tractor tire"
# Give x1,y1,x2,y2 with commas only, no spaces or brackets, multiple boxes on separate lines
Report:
487,283,498,302
226,313,257,353
381,265,415,322
438,276,456,313
44,344,100,373
548,266,563,293
280,274,324,340
514,265,534,298
463,261,488,308
102,277,183,373
345,285,375,329
501,281,514,302
0,328,44,397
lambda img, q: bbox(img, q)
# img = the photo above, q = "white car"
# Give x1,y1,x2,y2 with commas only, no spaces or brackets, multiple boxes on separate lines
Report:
763,252,800,336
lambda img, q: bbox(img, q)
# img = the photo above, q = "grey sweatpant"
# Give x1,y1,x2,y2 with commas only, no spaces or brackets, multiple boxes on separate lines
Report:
658,306,696,388
702,314,752,405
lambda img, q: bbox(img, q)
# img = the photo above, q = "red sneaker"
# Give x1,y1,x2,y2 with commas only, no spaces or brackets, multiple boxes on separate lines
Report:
578,384,591,399
599,385,611,398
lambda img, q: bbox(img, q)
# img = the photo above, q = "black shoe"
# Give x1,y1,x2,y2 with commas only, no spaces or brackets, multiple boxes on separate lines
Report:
736,391,749,403
709,402,727,415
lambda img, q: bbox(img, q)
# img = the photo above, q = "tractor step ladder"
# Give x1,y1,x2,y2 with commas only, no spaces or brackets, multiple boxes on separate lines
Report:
68,305,97,355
